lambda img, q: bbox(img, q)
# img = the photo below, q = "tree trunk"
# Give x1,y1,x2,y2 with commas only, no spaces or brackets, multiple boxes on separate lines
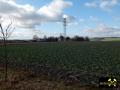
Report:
3,38,8,81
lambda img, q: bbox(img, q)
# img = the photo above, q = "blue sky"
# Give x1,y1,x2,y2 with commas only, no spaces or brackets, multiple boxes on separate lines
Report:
0,0,120,39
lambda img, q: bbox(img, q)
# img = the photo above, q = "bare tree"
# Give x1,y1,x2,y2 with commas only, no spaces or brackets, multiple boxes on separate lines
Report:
0,18,15,81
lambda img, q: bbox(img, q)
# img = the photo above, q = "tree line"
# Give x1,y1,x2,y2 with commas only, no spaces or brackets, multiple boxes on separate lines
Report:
33,35,90,42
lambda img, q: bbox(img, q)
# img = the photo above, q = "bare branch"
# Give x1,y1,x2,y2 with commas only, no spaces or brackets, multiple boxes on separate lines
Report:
0,16,15,82
0,36,3,39
7,27,15,38
0,24,5,38
5,22,12,37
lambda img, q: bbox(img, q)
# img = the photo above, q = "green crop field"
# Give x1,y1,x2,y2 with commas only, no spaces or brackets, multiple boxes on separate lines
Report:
0,41,120,85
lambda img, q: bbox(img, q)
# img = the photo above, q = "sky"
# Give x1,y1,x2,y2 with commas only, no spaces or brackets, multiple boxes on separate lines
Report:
0,0,120,39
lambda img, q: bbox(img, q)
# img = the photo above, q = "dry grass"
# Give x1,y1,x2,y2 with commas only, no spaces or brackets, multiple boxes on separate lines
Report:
0,67,114,90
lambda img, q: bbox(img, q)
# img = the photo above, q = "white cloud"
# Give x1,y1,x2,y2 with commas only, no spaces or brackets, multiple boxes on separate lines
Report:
85,0,119,11
0,0,73,39
84,2,97,8
113,16,120,21
89,16,100,22
79,18,85,23
83,23,120,37
100,0,118,11
38,0,72,19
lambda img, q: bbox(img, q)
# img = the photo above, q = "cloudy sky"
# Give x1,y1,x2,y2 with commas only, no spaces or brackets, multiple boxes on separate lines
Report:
0,0,120,39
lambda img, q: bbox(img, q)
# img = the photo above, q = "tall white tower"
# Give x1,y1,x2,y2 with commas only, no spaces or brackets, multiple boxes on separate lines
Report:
63,15,67,41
